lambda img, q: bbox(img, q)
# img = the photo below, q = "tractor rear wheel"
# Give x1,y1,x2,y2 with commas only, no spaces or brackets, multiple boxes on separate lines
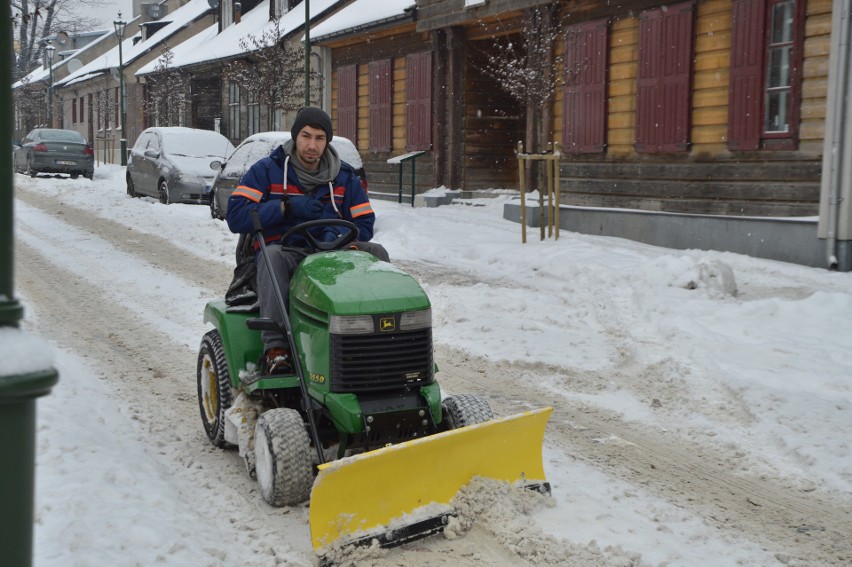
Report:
197,330,234,448
254,408,313,507
441,394,495,430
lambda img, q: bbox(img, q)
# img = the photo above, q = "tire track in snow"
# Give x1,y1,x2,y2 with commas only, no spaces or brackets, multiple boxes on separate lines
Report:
15,202,317,565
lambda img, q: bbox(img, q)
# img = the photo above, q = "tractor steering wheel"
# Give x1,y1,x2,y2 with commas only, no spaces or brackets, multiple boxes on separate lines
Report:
279,219,359,253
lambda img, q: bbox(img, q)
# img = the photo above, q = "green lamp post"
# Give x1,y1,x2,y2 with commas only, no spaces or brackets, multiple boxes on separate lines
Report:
2,4,59,567
114,13,128,166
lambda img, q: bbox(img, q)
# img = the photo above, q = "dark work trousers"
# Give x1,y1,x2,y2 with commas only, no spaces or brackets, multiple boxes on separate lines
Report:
256,241,390,351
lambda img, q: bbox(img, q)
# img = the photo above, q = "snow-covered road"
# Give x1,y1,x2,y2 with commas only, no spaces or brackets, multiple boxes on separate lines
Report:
14,166,852,566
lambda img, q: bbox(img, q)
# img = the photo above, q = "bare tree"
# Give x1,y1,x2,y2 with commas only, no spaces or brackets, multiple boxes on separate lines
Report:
477,5,565,154
13,75,47,133
223,17,315,117
11,0,106,80
91,80,118,134
144,46,191,127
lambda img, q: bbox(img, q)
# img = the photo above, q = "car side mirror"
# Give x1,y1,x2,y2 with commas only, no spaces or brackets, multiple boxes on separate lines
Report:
143,148,159,159
210,160,223,170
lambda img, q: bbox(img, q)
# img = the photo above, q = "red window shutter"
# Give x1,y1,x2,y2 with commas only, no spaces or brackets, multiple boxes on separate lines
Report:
406,51,432,151
337,64,357,141
727,0,764,150
636,1,695,153
369,59,392,152
563,19,609,154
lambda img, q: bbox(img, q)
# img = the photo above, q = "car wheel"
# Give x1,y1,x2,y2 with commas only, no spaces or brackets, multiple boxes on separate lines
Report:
126,174,137,197
70,173,79,179
84,171,94,180
209,189,220,219
26,158,37,178
158,179,170,204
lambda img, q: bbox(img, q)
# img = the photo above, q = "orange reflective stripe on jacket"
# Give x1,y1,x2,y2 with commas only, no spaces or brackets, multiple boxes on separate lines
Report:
232,185,264,202
350,202,373,218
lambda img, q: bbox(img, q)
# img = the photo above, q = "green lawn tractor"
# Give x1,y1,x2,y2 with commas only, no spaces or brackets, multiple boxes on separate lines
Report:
196,217,552,557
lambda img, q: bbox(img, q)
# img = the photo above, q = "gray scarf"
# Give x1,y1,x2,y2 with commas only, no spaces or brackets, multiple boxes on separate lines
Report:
283,139,341,194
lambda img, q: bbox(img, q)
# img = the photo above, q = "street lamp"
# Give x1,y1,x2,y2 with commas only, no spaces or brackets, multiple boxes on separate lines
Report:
45,43,55,126
113,13,128,166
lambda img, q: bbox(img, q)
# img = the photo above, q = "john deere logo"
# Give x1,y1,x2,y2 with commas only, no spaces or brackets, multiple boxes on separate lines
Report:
380,317,395,332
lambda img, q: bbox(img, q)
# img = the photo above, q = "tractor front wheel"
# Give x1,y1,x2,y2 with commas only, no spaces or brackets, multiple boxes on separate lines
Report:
254,408,313,507
441,394,495,430
197,330,234,448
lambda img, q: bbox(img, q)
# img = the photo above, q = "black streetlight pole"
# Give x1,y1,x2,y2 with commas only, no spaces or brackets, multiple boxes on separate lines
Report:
45,44,55,126
304,0,310,107
113,13,128,166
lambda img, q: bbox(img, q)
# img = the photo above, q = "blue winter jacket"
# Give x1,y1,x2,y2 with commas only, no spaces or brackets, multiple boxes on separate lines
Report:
226,145,375,247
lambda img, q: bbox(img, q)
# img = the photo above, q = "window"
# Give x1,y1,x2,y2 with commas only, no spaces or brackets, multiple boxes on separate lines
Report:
406,52,432,151
79,97,85,124
101,91,110,131
562,19,609,154
247,90,260,135
228,83,241,140
368,59,392,152
337,64,357,141
72,97,78,123
274,0,299,16
765,0,794,133
635,2,695,153
114,87,120,129
728,0,804,150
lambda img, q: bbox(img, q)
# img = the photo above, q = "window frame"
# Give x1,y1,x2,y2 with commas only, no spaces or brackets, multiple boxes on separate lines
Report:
246,89,260,136
727,0,805,151
228,82,241,140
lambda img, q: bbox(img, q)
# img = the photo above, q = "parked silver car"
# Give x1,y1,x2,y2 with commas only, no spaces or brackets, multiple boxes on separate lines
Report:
126,127,235,205
13,128,95,179
209,131,367,220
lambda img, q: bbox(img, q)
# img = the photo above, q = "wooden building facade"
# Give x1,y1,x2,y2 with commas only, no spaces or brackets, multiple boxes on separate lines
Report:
317,0,830,217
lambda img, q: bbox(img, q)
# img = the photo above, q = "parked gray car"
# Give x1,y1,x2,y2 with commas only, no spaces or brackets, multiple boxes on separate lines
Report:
126,127,235,205
13,128,95,179
209,131,367,220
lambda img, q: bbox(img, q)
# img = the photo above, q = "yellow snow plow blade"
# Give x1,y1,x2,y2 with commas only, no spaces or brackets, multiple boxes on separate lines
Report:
309,406,552,553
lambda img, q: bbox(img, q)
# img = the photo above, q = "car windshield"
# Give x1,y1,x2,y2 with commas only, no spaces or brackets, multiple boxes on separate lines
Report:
224,139,280,176
161,131,234,158
40,130,85,143
333,139,362,168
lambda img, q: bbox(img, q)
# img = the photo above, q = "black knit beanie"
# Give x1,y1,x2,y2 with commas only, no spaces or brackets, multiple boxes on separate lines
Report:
291,107,333,142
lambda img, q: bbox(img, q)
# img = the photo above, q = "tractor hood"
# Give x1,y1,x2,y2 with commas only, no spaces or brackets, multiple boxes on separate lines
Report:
291,251,430,317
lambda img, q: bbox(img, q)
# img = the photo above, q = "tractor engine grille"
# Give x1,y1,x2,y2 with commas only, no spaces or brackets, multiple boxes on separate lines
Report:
329,329,433,392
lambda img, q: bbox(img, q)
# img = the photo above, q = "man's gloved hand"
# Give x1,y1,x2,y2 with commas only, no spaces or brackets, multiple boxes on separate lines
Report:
287,195,323,220
321,228,339,243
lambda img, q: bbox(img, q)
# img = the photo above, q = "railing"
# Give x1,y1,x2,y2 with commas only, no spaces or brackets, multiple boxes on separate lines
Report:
387,151,426,207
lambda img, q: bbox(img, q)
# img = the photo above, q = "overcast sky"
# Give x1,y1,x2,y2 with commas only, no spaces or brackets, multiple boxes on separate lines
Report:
77,0,136,30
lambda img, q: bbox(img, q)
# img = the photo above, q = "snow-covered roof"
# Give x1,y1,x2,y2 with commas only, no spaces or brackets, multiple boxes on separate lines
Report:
309,0,415,41
56,0,214,88
12,27,114,89
137,0,340,75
